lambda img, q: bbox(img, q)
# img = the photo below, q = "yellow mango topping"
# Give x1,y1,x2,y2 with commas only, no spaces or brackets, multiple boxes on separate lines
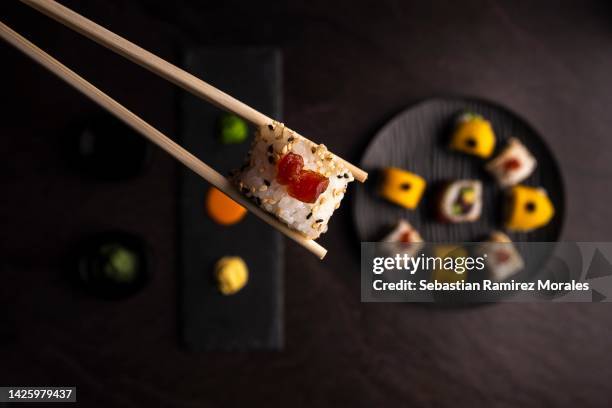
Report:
450,113,496,158
379,167,426,209
431,245,469,282
505,185,554,231
461,188,476,204
215,256,249,295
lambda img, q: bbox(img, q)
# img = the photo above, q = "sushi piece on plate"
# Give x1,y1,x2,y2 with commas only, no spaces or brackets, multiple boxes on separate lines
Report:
378,167,426,209
232,123,354,239
479,231,524,281
438,180,482,223
381,219,424,256
486,138,536,187
505,185,554,231
449,112,496,159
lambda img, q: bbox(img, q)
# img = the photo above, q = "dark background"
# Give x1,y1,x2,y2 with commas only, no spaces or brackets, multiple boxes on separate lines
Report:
2,0,612,406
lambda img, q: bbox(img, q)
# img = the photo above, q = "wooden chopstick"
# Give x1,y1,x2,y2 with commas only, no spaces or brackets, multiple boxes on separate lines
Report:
19,0,368,184
0,21,327,259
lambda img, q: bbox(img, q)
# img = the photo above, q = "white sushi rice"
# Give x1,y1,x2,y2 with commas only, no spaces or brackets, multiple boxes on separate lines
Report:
232,122,354,239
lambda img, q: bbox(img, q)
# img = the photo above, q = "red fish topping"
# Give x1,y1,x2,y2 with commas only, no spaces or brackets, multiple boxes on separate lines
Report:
277,153,330,203
400,231,412,243
276,152,304,184
288,170,329,204
495,250,511,263
503,158,521,172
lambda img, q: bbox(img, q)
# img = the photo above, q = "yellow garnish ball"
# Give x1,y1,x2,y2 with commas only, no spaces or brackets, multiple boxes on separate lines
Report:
505,185,554,231
379,167,426,209
214,256,249,295
449,113,496,159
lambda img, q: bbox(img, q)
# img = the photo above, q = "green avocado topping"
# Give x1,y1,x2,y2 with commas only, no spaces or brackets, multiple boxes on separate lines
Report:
451,187,476,215
458,111,482,124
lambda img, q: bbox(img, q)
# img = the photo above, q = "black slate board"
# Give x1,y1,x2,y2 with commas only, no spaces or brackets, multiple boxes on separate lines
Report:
353,97,565,243
179,48,283,351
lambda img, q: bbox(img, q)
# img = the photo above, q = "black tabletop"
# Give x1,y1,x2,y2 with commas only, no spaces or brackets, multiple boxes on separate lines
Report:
2,1,612,406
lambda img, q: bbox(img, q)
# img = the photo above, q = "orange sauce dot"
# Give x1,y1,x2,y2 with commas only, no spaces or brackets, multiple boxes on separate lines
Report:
206,187,247,225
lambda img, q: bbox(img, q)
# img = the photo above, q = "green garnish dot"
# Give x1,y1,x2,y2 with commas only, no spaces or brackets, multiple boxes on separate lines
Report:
219,114,248,144
452,204,463,215
460,111,481,122
100,244,139,283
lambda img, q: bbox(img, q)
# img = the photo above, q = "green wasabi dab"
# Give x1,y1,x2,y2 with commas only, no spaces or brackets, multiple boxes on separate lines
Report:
100,244,139,283
219,114,248,144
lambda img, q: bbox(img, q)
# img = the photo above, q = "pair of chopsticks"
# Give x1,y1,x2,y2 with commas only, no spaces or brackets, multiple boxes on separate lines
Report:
0,0,368,259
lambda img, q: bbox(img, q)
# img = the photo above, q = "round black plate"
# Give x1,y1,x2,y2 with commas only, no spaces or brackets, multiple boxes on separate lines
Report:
353,97,565,244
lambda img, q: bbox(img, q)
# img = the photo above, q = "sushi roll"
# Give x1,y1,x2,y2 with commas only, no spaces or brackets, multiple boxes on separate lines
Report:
232,122,354,239
479,231,524,281
438,180,482,223
486,138,536,187
379,167,426,209
449,112,496,159
505,185,554,231
381,219,424,256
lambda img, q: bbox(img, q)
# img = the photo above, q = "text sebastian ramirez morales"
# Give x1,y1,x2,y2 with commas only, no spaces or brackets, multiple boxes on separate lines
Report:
372,279,590,292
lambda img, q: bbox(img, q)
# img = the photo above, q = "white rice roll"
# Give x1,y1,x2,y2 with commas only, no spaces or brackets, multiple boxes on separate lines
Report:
438,180,482,223
486,138,536,187
478,231,524,281
381,219,424,257
232,123,354,239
